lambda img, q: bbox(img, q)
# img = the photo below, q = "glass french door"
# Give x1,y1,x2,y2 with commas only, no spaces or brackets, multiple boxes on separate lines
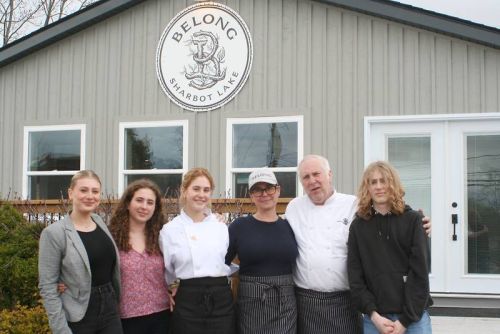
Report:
366,115,500,294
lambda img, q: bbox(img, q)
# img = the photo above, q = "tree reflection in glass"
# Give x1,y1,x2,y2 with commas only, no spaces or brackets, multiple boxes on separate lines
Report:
467,135,500,274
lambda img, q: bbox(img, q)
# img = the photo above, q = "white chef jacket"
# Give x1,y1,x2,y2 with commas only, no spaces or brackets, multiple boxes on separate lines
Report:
285,191,357,292
159,210,231,285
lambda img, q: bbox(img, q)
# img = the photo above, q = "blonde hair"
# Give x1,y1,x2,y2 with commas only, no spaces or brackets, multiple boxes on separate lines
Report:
357,161,405,220
179,168,215,208
69,170,102,189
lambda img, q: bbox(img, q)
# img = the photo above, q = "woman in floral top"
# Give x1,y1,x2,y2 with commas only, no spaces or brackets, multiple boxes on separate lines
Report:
108,179,170,334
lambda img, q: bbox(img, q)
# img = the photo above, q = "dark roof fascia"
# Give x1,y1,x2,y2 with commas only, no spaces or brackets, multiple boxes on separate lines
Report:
0,0,146,68
314,0,500,50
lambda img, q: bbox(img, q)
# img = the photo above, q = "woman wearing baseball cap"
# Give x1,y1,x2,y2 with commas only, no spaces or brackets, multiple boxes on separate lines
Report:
226,168,298,334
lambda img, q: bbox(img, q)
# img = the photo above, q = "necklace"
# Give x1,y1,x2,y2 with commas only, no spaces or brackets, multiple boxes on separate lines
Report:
74,219,95,232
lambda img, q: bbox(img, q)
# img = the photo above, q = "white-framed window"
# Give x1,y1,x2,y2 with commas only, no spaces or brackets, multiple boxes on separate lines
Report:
226,116,303,197
23,124,86,199
119,120,188,196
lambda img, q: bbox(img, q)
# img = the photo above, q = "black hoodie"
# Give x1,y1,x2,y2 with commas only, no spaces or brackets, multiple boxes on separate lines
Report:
347,205,433,328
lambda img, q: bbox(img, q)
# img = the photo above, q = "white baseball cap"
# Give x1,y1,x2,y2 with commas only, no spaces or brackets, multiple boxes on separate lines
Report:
248,168,278,190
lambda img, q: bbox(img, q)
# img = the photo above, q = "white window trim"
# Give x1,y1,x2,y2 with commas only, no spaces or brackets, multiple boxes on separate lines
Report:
364,112,500,165
226,116,304,197
22,124,86,199
118,120,188,194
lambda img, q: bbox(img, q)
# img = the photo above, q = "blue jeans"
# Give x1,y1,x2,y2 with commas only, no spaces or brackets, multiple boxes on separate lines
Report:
363,310,432,334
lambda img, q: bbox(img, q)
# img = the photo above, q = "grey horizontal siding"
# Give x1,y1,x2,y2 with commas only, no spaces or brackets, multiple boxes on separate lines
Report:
0,0,499,197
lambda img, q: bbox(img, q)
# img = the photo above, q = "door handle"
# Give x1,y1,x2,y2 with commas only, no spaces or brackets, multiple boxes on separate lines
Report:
451,213,458,241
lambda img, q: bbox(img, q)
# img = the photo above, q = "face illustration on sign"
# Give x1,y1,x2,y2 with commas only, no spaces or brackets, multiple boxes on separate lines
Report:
156,3,253,112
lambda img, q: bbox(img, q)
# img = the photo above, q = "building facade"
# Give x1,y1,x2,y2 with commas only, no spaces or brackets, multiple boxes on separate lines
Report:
1,0,500,309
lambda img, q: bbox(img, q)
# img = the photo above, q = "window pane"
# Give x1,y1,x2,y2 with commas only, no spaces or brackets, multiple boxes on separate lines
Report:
29,175,73,199
233,123,297,168
388,137,431,216
29,130,80,171
125,127,183,170
233,172,296,198
126,174,182,198
467,135,500,274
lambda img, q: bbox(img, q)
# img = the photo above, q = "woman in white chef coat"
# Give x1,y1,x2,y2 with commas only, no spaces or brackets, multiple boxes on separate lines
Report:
159,167,235,334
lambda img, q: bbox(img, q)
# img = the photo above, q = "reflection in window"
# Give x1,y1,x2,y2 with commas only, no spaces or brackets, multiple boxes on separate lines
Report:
120,122,187,196
29,175,73,200
126,174,182,198
388,137,431,215
24,126,84,199
125,127,183,170
29,130,80,171
228,118,301,198
467,135,500,274
233,123,298,168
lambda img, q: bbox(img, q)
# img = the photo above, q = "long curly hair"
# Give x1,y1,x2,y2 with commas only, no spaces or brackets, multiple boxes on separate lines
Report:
109,179,165,255
357,161,405,220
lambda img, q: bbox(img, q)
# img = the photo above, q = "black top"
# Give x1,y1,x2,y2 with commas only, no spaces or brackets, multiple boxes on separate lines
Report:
347,206,433,328
225,215,298,276
77,224,116,287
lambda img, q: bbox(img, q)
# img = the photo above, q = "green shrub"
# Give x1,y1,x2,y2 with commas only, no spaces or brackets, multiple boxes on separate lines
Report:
0,204,44,309
0,303,50,334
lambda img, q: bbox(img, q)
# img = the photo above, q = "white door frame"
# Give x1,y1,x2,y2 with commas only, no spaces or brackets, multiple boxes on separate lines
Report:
448,119,500,293
364,113,500,295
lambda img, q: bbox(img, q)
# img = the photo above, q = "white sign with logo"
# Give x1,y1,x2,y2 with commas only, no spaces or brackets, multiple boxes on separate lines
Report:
156,3,253,112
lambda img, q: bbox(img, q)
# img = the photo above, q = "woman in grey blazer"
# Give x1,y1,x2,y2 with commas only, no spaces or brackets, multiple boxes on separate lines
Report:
38,170,122,334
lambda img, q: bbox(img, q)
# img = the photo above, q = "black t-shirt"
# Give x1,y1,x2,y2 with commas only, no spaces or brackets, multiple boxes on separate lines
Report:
77,224,116,286
226,215,298,276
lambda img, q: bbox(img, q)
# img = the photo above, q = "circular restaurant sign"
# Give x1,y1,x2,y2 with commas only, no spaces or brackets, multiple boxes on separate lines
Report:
156,3,253,112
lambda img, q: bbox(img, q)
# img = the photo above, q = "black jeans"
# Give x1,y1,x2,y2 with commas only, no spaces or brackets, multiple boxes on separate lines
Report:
121,309,170,334
68,282,123,334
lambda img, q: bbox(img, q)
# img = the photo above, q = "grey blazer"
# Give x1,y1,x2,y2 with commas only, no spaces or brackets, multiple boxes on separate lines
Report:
38,213,121,334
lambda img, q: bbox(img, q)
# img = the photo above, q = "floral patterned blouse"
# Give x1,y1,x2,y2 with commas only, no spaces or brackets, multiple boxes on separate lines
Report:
119,249,169,318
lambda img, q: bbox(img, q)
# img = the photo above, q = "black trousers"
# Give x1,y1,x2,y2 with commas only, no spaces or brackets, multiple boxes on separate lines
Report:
172,276,236,334
121,309,170,334
68,282,123,334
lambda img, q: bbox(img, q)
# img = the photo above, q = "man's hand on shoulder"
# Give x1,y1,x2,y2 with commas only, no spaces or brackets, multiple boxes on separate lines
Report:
419,209,431,237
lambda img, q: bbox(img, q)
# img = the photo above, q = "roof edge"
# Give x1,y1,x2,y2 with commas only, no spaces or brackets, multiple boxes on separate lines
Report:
0,0,146,68
1,0,499,69
315,0,500,49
